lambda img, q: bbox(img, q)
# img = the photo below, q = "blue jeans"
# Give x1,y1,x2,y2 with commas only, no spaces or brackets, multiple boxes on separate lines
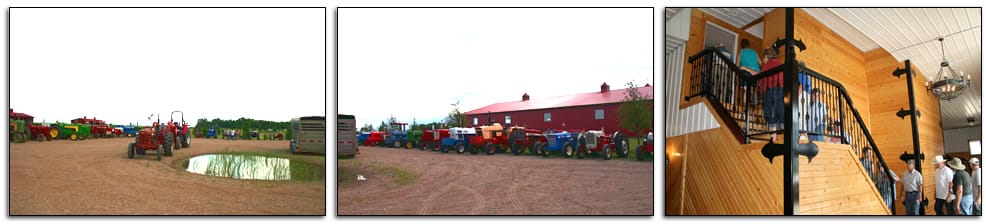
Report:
936,198,955,215
960,195,974,215
905,192,920,215
809,124,824,141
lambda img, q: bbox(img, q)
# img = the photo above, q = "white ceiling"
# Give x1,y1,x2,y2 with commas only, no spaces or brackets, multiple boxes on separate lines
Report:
666,8,683,21
699,8,983,129
823,8,981,129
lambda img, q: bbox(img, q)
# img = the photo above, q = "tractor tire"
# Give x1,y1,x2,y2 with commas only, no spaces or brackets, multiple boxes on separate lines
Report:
615,134,629,158
50,128,60,139
406,141,414,149
418,142,426,150
36,133,45,142
441,144,450,153
165,142,174,156
456,143,467,154
510,142,522,155
13,133,24,143
156,145,163,161
182,135,191,148
602,145,612,160
564,143,575,158
127,143,135,159
393,140,401,149
533,142,543,156
165,132,175,151
635,145,645,161
70,134,78,141
486,143,496,155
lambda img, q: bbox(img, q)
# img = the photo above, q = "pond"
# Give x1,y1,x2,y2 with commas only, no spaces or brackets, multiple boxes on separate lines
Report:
181,153,324,181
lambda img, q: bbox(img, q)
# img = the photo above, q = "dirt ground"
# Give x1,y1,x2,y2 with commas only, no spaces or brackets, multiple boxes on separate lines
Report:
337,146,654,215
9,138,325,215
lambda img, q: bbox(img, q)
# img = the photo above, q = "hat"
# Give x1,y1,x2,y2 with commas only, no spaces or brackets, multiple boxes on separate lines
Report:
934,155,946,164
947,158,966,171
971,158,980,165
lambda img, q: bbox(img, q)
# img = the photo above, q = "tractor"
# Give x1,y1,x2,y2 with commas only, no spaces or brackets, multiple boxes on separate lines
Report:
575,130,628,160
205,127,218,139
169,111,191,148
9,109,51,141
441,127,476,154
419,129,450,151
534,130,579,158
383,122,408,149
9,119,28,143
71,116,114,138
404,130,422,149
50,122,92,141
636,132,654,161
362,132,384,146
506,127,546,156
467,123,509,155
113,125,139,137
127,115,174,161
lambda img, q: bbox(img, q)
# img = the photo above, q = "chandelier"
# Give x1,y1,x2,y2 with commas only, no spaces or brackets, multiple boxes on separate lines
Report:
927,37,971,101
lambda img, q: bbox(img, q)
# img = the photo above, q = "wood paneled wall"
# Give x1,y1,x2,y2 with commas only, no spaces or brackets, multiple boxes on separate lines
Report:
679,8,763,109
865,48,945,215
800,142,891,215
665,135,687,214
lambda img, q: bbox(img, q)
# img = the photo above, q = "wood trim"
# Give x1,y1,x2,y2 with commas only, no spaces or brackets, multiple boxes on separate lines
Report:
700,98,746,143
740,17,764,30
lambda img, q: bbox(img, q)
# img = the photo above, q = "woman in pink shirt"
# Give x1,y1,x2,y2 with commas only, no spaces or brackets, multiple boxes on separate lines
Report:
758,48,783,141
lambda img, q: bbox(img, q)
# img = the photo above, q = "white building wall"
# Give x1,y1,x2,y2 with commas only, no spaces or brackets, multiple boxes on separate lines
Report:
943,126,982,153
665,8,719,138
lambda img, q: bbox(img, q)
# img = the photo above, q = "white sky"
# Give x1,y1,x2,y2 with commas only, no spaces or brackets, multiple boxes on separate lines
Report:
338,8,654,129
9,8,325,127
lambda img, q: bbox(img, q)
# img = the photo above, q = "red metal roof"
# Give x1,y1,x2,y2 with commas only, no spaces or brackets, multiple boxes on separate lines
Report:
464,85,653,115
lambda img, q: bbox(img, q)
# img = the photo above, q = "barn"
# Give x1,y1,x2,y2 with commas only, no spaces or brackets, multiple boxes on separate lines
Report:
463,82,654,136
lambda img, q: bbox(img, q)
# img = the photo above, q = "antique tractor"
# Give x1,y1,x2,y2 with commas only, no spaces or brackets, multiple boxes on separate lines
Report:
636,132,654,161
9,119,28,143
383,122,408,149
50,122,91,141
404,130,422,149
441,127,476,154
575,130,628,160
359,132,384,146
205,127,218,139
534,130,579,158
170,111,191,148
114,125,139,137
506,127,546,156
467,123,509,155
419,129,449,151
71,116,114,138
127,115,174,160
9,109,52,141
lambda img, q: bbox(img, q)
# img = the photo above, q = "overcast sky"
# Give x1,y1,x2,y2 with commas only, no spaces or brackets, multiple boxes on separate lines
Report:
9,8,325,127
338,8,654,129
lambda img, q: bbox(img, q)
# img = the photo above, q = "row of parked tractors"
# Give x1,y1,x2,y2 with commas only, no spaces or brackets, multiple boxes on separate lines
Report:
9,109,139,143
195,128,285,140
358,122,655,161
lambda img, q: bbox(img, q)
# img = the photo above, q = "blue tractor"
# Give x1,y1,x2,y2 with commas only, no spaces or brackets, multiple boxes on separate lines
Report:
114,125,139,137
441,127,476,154
533,130,579,158
206,128,218,139
383,122,409,149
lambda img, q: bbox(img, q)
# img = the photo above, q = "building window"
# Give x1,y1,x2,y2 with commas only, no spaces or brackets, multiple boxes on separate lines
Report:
971,139,982,155
473,117,478,125
544,113,551,122
595,109,604,120
505,116,511,125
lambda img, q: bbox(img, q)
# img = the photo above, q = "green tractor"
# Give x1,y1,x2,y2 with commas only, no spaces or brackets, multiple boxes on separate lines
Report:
49,122,92,141
9,119,29,143
404,130,423,149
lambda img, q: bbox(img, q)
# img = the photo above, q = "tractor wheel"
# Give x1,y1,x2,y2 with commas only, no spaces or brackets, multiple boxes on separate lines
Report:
635,145,645,161
165,142,174,156
533,142,543,156
13,133,23,143
127,143,135,159
418,142,426,150
510,142,522,155
456,143,467,154
36,133,45,142
393,141,401,149
70,134,78,141
486,143,496,155
182,135,191,148
576,144,586,159
165,132,175,151
50,128,60,139
433,142,441,152
602,145,612,160
156,145,163,161
615,134,629,158
441,144,450,153
564,143,575,158
406,141,414,149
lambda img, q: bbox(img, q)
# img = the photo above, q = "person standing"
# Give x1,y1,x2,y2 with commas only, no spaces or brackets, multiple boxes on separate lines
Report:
805,88,827,142
901,159,923,215
948,158,973,215
969,158,981,215
758,47,783,142
934,155,955,215
736,39,761,107
860,147,874,178
874,164,899,212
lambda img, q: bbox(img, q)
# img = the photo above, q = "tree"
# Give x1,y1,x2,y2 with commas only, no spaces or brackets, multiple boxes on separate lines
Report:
410,118,418,131
444,100,466,128
379,121,389,132
360,123,374,132
617,81,654,145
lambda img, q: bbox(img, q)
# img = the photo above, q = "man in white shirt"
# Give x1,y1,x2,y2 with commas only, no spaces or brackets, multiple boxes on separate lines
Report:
935,155,955,215
971,158,981,215
901,159,923,215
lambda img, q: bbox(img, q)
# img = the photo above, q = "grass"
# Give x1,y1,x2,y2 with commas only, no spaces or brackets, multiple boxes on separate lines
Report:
337,159,418,187
178,150,325,181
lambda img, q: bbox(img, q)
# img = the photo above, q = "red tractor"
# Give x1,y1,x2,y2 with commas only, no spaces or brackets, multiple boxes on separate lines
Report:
575,130,628,160
419,129,450,151
9,109,52,141
636,132,654,161
507,127,546,156
361,132,384,146
71,116,114,138
169,111,191,148
127,114,174,160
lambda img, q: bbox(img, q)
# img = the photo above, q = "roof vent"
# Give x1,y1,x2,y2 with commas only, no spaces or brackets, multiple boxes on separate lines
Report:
522,93,530,101
600,82,610,92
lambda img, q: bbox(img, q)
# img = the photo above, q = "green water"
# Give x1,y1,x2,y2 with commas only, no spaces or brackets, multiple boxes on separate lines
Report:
181,153,324,181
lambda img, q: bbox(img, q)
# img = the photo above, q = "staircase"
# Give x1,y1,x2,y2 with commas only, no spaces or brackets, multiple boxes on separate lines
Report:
676,47,897,215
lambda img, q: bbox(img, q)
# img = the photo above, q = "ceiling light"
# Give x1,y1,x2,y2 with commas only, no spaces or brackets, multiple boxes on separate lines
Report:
926,37,971,101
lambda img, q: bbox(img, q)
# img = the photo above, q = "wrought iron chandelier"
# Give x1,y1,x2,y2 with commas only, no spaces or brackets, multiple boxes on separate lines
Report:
927,37,971,101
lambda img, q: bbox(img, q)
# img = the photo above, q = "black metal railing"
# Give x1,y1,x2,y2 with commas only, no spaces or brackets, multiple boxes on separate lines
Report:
685,47,897,215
